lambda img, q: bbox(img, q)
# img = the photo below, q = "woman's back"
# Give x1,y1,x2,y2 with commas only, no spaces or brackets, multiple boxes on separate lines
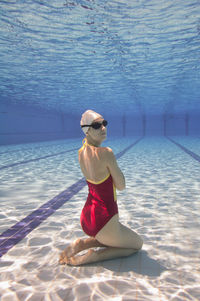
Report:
79,140,125,191
79,143,109,182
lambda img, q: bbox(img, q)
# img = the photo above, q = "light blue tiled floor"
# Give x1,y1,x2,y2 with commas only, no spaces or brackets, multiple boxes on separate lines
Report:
0,137,199,300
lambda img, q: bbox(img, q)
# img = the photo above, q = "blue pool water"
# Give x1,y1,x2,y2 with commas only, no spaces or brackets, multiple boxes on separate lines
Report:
0,0,200,300
0,0,200,145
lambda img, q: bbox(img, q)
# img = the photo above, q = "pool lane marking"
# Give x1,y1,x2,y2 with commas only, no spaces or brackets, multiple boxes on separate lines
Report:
0,141,78,155
0,178,86,258
0,137,143,258
0,147,80,170
115,138,143,159
167,137,200,163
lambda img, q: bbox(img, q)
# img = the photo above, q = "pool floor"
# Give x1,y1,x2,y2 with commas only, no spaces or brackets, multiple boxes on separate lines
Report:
0,137,200,300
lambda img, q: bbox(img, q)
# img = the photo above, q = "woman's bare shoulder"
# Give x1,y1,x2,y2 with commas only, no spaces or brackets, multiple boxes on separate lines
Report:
98,145,112,151
99,146,112,153
99,146,115,161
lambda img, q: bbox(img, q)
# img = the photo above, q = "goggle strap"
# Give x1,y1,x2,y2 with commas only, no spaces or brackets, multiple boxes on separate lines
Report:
81,120,107,128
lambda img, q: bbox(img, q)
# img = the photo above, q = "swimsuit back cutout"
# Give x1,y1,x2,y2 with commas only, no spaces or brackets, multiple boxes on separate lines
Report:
78,138,109,184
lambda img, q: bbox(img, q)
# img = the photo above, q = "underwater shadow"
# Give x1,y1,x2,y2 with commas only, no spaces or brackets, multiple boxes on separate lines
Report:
98,250,167,277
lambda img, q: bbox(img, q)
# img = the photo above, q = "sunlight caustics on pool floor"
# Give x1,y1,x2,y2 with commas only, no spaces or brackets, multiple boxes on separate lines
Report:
0,137,200,300
0,138,142,258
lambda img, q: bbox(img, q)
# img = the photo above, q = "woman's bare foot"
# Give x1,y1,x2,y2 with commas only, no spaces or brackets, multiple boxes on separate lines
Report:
59,255,71,265
65,249,97,266
59,245,138,266
59,238,84,264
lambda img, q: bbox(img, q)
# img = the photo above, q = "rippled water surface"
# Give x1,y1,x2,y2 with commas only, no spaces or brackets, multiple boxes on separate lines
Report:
0,0,200,115
0,137,200,300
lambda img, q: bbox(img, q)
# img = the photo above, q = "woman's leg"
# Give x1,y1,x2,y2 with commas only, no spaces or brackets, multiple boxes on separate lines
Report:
95,214,143,250
62,215,143,266
59,237,105,264
65,246,137,266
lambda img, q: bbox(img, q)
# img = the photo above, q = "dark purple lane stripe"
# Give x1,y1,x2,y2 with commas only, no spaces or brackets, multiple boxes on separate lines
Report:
116,137,143,159
0,178,86,257
0,138,143,258
0,147,79,170
167,137,200,163
0,141,72,155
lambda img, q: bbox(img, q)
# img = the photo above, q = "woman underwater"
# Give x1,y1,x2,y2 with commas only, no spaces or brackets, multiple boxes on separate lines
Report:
59,110,143,265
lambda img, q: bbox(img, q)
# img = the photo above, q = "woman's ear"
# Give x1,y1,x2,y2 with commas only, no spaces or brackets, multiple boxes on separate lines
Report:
86,128,91,135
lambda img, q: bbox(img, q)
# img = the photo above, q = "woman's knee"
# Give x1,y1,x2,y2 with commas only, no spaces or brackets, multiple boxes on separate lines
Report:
97,230,143,250
95,218,143,250
119,224,143,250
135,235,143,250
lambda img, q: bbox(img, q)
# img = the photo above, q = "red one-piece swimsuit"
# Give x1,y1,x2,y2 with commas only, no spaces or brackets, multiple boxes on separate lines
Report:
80,173,118,237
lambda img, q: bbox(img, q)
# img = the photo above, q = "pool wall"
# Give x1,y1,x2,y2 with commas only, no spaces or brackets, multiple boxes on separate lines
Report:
0,103,200,145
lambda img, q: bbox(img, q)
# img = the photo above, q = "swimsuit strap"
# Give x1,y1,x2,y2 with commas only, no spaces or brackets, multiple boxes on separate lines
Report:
83,138,95,147
82,138,87,146
79,138,97,153
78,138,86,153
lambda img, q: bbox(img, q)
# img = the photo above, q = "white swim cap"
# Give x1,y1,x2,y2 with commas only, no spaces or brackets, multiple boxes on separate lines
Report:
80,110,102,134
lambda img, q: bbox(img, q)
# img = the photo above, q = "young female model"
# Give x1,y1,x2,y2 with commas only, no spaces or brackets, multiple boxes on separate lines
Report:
59,110,143,265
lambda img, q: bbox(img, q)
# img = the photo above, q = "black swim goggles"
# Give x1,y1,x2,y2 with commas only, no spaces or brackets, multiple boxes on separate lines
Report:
81,120,108,130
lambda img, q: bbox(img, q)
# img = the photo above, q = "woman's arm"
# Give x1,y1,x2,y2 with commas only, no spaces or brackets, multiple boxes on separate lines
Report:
105,148,126,190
